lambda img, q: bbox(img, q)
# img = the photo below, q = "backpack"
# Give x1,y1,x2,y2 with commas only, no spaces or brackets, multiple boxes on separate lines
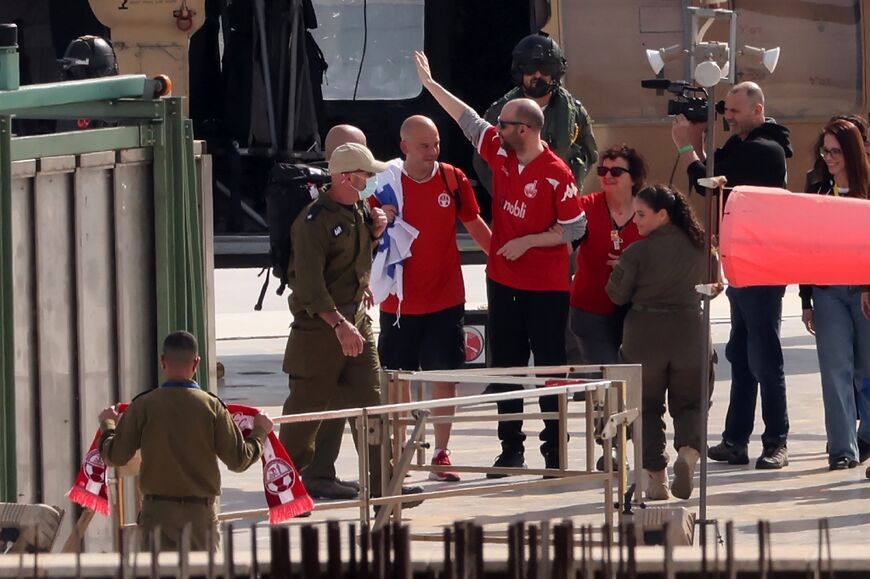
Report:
254,163,330,311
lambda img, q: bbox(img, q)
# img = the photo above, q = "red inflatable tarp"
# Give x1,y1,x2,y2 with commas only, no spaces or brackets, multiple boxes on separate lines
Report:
720,186,870,287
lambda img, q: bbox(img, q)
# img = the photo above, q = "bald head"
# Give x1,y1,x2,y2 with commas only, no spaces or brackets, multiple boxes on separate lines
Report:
400,115,440,169
324,124,366,161
724,82,766,139
503,99,544,131
729,82,765,107
400,115,438,141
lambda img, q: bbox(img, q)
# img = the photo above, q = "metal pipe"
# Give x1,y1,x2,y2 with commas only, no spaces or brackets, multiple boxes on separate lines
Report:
214,180,268,228
272,380,615,424
699,72,718,528
0,24,20,91
285,0,301,152
252,0,279,152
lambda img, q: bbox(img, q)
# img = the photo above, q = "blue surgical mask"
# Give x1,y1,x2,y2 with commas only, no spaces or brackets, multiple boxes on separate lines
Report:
358,175,378,200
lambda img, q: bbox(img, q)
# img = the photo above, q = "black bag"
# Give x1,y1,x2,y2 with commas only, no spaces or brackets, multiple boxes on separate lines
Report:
254,162,330,311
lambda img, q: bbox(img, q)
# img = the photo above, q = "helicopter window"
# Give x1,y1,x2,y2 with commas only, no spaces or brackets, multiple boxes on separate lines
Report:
312,0,425,101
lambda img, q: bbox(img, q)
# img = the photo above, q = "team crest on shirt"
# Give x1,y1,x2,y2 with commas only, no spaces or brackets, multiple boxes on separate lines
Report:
438,192,452,208
560,182,579,202
523,181,538,199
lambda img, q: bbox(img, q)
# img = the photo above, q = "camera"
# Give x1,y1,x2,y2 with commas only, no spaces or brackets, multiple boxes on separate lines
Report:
641,79,711,123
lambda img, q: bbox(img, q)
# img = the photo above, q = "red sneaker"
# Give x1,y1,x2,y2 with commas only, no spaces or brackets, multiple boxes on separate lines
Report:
429,449,461,482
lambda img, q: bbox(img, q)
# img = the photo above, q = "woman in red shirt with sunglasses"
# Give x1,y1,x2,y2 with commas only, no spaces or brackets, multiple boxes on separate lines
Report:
569,144,648,365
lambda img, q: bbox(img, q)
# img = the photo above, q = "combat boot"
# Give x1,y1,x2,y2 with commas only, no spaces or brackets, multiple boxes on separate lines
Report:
645,469,670,501
671,447,700,500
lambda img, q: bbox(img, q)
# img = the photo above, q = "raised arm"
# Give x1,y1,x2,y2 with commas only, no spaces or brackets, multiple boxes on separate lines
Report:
415,51,474,124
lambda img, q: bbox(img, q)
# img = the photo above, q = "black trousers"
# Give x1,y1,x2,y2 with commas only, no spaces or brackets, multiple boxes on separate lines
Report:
486,278,569,457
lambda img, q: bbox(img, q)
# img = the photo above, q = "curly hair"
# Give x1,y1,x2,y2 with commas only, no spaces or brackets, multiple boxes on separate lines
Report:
635,184,705,249
600,144,648,194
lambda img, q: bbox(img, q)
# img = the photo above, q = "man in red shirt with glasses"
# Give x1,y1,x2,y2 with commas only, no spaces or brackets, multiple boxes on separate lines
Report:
414,51,587,475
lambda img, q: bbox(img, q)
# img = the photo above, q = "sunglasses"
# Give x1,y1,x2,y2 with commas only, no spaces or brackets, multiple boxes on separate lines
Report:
517,62,561,76
497,117,530,129
597,166,631,177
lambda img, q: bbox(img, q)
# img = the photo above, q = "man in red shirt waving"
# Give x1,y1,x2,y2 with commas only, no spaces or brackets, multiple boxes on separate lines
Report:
372,115,491,481
414,52,587,475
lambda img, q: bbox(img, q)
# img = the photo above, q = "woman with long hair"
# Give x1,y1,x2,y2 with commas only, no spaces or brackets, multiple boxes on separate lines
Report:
606,185,709,501
800,118,870,470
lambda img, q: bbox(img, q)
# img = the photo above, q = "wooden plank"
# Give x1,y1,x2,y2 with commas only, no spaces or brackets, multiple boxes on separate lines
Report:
37,155,76,174
33,172,78,546
11,160,36,179
197,153,217,393
117,148,152,164
10,174,38,504
78,151,116,169
113,162,157,527
113,162,157,404
74,166,118,552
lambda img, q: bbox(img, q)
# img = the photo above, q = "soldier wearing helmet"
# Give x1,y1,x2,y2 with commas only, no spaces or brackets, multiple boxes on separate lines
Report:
58,35,118,80
473,34,598,196
57,35,120,131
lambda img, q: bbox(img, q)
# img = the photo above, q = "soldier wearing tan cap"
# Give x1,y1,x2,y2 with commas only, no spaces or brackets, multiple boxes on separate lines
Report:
279,142,424,506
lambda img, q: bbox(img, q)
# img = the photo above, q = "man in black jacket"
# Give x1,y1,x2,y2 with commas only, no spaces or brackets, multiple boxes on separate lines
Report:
671,81,793,470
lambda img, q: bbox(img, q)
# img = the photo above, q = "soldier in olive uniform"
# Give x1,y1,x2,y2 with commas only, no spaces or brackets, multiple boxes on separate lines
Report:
279,143,423,504
98,331,272,551
303,124,374,501
473,34,598,197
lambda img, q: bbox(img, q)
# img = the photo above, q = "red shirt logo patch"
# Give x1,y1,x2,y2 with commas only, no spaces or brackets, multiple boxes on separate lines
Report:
438,192,451,208
523,181,538,199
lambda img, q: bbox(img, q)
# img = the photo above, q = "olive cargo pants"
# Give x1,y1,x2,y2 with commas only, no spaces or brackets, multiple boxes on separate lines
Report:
138,498,217,552
280,312,384,493
620,309,712,472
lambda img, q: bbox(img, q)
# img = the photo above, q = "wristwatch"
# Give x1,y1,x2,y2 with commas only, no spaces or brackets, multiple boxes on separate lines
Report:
331,319,345,330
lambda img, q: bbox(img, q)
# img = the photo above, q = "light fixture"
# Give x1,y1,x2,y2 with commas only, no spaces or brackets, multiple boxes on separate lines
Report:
645,44,683,75
692,42,729,87
694,60,722,88
741,45,781,73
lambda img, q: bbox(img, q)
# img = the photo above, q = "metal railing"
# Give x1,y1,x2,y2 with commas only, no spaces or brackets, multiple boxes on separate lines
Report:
214,364,642,535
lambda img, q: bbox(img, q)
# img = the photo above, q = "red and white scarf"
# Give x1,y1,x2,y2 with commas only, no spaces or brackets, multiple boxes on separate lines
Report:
68,402,313,524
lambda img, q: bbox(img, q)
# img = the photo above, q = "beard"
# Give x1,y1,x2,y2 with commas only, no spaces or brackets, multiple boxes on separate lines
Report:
499,133,517,151
523,78,553,98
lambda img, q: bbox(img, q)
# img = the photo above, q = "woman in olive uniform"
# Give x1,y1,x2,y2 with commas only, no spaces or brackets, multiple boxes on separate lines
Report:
606,185,708,501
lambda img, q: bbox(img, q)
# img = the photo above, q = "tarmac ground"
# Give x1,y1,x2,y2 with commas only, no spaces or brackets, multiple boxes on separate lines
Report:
214,266,870,563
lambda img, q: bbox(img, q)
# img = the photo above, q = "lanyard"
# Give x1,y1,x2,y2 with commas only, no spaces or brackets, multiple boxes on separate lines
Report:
161,380,201,389
604,198,633,251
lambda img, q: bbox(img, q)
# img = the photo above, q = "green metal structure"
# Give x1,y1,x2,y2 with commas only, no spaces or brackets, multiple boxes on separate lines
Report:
0,28,209,504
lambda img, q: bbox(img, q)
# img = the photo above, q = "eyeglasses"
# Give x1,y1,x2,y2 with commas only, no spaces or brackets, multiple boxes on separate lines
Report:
819,147,843,159
597,166,631,177
497,117,530,130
